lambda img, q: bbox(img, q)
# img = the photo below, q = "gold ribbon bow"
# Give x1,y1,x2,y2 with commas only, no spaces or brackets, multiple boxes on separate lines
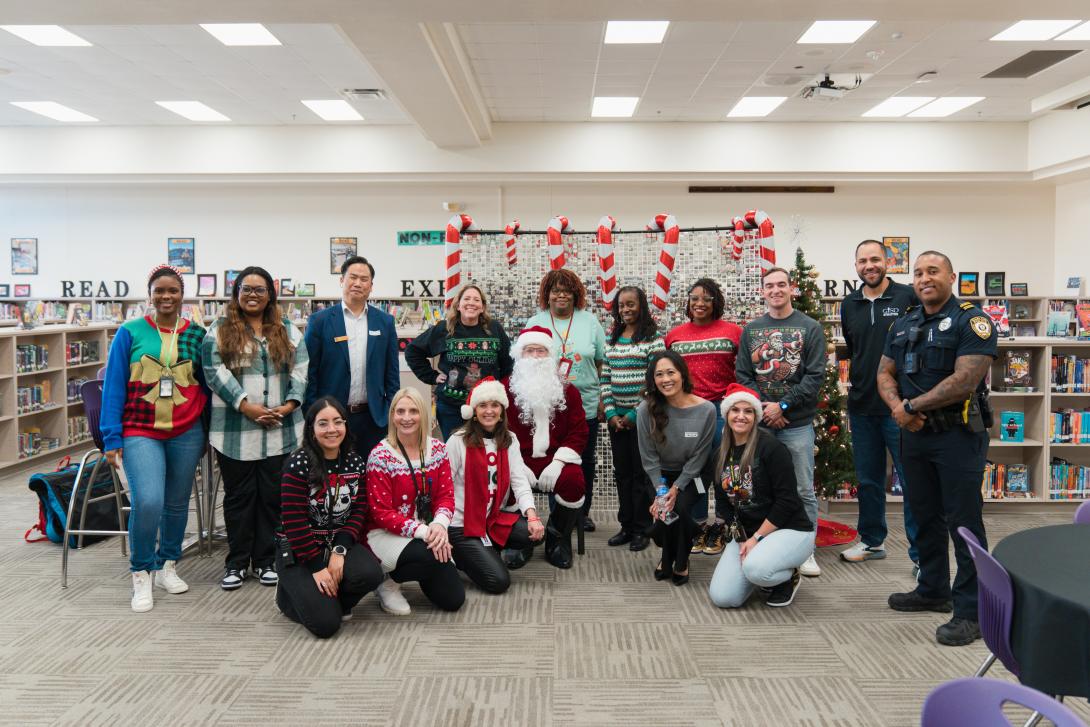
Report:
132,354,196,430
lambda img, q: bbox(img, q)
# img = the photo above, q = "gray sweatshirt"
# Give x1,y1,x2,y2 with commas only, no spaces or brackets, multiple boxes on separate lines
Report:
636,399,716,491
735,310,827,429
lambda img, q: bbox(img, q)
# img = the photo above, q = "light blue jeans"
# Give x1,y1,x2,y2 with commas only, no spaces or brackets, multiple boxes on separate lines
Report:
772,424,819,529
122,424,206,573
708,529,816,608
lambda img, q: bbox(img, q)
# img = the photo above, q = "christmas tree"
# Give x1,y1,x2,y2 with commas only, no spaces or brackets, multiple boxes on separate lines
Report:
790,247,855,498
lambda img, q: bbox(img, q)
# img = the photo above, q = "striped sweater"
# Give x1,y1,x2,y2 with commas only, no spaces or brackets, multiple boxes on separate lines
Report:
601,334,665,423
280,449,369,572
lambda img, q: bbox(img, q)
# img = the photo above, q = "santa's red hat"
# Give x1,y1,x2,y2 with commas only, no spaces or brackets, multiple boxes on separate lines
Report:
461,376,510,420
720,382,762,419
511,325,557,358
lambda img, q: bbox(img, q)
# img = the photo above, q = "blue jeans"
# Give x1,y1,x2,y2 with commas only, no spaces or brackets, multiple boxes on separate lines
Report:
435,397,464,441
691,402,723,524
708,528,816,607
849,412,920,561
772,424,819,530
122,424,206,572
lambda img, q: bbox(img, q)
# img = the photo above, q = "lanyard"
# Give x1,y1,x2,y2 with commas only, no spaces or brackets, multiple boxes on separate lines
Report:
397,441,427,495
153,315,182,367
550,312,575,356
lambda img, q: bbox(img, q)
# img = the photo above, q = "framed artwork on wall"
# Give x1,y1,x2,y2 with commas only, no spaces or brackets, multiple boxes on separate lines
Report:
882,236,909,274
1010,282,1029,296
11,238,38,275
167,237,195,274
14,284,30,297
0,284,9,297
224,269,241,296
958,272,979,297
298,283,316,297
330,237,357,274
984,271,1006,296
280,278,295,297
197,274,216,297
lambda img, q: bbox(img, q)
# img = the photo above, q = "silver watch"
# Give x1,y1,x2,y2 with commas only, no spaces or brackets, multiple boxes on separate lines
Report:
331,545,348,556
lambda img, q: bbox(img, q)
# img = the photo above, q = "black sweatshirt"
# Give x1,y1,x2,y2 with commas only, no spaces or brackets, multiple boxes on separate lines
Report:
841,280,918,415
714,430,814,535
404,320,513,405
735,310,826,429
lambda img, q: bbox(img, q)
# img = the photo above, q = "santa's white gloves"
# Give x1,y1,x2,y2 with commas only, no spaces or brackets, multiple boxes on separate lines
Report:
537,459,564,492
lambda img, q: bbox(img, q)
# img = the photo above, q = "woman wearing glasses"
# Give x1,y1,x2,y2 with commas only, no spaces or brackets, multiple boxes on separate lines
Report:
203,266,308,591
664,278,743,557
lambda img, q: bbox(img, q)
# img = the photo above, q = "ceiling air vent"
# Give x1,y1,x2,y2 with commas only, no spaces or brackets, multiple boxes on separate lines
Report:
983,50,1081,79
342,88,387,100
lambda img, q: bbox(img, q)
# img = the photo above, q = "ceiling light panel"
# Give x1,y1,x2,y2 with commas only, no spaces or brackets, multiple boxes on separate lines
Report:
862,96,935,117
10,101,97,122
727,96,788,117
199,23,281,46
990,20,1081,41
604,21,669,44
592,96,639,117
156,101,230,121
0,25,92,46
907,96,985,117
302,99,363,121
797,20,876,44
1055,21,1090,40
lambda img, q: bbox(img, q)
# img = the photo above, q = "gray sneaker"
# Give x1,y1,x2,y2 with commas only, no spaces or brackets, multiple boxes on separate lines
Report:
840,541,887,562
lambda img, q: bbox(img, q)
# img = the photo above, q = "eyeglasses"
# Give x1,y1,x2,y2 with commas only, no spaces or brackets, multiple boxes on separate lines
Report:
239,285,269,296
688,295,714,303
550,289,573,297
315,418,346,430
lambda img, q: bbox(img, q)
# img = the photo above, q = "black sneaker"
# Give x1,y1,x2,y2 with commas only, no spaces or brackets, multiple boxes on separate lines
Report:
936,617,981,646
887,590,953,613
255,566,278,587
607,530,633,546
220,568,246,591
766,570,801,607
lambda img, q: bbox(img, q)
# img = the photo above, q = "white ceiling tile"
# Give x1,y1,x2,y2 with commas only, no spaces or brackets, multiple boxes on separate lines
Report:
665,22,740,45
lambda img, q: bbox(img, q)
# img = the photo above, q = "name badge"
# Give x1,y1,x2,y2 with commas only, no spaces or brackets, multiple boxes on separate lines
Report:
684,431,698,438
369,330,382,336
480,534,492,547
333,335,348,343
557,357,573,379
158,375,174,399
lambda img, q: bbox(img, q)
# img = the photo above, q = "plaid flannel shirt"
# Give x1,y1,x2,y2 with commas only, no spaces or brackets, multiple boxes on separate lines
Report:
203,318,308,461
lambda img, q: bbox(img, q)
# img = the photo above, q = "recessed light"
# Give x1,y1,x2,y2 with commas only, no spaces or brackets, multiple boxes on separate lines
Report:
0,25,91,46
797,20,876,44
10,101,97,122
727,96,788,118
156,101,230,122
199,23,281,46
1055,21,1090,40
302,99,363,121
592,96,639,117
990,20,1081,41
604,21,669,44
908,97,985,118
861,96,935,117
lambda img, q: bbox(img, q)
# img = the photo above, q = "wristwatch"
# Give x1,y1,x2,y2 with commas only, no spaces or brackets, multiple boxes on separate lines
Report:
755,534,765,542
331,545,348,556
779,401,789,412
902,398,916,415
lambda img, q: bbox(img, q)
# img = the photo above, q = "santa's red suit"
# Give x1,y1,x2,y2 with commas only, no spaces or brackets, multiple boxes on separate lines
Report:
503,379,587,510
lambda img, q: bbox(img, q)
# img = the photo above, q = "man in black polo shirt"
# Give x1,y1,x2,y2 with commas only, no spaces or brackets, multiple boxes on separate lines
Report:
839,240,920,571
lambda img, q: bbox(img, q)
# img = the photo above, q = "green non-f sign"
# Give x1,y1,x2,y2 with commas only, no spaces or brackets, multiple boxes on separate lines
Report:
397,230,444,246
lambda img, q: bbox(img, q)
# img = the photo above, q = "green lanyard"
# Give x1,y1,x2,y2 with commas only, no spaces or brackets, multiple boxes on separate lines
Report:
155,315,182,367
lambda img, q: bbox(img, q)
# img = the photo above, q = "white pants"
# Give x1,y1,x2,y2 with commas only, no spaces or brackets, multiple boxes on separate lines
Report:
708,528,816,608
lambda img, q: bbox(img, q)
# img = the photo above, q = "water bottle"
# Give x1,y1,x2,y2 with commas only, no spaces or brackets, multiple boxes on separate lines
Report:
655,479,678,525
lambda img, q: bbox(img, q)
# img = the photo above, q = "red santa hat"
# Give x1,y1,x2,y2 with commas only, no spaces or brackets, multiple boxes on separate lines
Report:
461,376,510,420
720,382,762,419
511,325,557,359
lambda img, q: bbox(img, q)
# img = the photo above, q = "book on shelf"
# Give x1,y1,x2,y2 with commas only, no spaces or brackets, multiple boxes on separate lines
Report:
1077,303,1090,340
1010,301,1032,320
1050,408,1090,443
983,303,1010,337
999,411,1024,442
16,344,49,372
1050,354,1090,393
982,461,1033,499
1049,457,1090,499
1001,349,1034,391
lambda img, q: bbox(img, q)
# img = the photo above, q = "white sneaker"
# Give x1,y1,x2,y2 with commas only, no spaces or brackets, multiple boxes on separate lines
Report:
376,579,411,616
341,609,354,622
799,552,822,577
840,541,887,563
153,560,189,594
131,571,153,612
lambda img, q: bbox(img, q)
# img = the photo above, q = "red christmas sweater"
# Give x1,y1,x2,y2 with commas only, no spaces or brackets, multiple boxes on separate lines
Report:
365,438,455,537
665,319,742,402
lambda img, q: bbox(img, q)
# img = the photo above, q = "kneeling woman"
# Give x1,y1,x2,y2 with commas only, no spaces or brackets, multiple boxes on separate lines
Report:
366,388,465,615
637,350,716,585
446,378,545,593
708,384,815,608
278,397,384,638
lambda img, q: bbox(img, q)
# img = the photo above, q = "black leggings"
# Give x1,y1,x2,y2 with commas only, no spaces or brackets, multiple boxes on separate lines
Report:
276,542,383,639
650,477,701,575
449,517,533,594
390,539,465,612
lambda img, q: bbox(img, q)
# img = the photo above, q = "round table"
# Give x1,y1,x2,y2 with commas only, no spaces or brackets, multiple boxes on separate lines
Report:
993,524,1090,699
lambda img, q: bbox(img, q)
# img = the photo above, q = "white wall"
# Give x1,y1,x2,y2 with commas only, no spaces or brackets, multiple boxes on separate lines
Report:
1054,178,1090,292
0,181,1055,300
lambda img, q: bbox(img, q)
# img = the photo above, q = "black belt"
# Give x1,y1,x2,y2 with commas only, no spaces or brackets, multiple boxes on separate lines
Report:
348,403,368,414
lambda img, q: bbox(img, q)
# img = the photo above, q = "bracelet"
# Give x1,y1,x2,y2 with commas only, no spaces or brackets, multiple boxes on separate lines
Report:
528,516,541,523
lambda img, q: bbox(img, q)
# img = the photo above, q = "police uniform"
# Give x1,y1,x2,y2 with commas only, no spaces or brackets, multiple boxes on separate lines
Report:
883,295,997,621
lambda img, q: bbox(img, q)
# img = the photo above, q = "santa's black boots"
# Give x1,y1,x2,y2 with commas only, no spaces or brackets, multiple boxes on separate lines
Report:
544,506,578,569
501,545,534,570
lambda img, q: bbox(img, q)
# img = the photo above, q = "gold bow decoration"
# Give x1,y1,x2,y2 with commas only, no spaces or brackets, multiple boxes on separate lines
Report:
132,354,197,429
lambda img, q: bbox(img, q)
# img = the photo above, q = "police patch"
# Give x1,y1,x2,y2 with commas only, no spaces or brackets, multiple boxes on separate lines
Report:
970,316,992,339
938,317,952,331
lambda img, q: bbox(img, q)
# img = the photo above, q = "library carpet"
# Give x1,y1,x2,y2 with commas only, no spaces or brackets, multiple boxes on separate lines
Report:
0,467,1087,727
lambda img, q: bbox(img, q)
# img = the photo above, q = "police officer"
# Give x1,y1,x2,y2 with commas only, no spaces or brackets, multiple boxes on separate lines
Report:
877,250,996,647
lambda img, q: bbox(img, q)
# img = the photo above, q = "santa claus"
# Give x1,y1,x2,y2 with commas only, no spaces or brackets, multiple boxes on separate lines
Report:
502,326,587,569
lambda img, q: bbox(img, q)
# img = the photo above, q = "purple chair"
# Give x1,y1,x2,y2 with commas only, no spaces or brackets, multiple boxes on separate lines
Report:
956,527,1019,680
1075,501,1090,525
921,677,1083,727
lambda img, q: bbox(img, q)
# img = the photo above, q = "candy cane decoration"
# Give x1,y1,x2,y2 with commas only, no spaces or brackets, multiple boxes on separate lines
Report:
547,215,573,270
730,215,746,261
647,213,680,310
728,210,776,271
444,213,475,308
503,219,520,266
596,215,618,310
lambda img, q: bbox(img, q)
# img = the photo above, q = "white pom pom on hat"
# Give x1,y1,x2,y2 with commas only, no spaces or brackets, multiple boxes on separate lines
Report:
720,382,762,419
461,376,510,420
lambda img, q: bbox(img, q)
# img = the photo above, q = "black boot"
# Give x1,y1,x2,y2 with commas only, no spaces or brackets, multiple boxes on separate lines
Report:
502,546,534,570
545,507,578,569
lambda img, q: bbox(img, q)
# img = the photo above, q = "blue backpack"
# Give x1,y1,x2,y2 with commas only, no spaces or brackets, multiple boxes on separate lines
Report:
26,457,128,547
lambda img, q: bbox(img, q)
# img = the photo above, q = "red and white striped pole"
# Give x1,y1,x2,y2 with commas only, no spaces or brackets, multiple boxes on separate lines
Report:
503,219,520,266
597,215,618,310
444,213,475,307
647,213,680,310
747,209,776,272
547,215,572,270
730,215,746,261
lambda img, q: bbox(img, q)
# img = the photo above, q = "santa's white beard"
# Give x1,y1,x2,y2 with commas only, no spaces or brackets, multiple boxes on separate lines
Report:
510,356,567,457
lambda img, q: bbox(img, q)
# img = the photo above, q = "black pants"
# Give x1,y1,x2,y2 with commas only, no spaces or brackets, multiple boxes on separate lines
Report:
580,417,599,515
390,539,465,611
608,426,652,534
449,517,533,594
650,474,701,574
216,451,284,571
276,542,383,639
901,426,988,620
349,408,385,461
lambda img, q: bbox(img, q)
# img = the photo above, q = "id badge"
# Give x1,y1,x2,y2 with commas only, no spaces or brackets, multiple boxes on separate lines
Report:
480,534,492,547
158,375,174,399
557,357,573,379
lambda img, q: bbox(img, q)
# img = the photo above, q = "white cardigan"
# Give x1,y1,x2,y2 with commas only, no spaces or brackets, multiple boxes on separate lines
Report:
445,430,536,528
